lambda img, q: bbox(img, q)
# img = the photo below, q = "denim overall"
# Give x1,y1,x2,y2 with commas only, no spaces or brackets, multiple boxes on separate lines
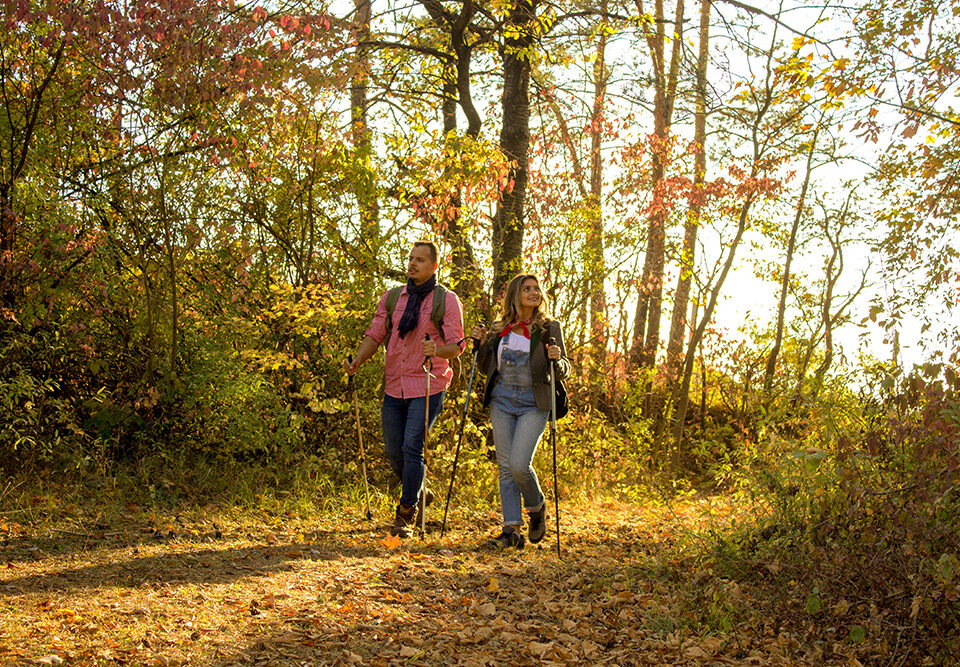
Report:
490,337,549,526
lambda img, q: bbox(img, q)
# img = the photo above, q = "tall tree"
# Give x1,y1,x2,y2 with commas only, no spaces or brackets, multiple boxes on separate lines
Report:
530,4,617,388
492,0,539,294
629,0,685,370
665,4,797,464
763,125,818,395
351,0,380,259
665,0,709,378
587,5,610,374
421,0,486,301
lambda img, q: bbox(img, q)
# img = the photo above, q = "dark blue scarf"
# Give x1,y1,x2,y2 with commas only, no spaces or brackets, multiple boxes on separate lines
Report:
397,275,436,339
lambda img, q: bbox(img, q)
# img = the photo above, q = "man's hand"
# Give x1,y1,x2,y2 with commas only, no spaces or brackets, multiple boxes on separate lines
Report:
422,337,438,357
343,356,361,376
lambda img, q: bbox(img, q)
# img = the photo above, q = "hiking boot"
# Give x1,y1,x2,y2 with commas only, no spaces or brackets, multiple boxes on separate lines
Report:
490,527,525,550
391,503,416,538
528,505,547,544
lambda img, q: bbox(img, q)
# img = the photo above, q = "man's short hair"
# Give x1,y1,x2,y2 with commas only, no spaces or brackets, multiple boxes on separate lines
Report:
413,240,439,264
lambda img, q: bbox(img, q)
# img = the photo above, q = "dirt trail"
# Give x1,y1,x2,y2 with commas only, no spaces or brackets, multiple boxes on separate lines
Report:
0,500,813,666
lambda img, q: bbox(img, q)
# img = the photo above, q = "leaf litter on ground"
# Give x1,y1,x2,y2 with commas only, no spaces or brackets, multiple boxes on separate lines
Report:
0,497,889,665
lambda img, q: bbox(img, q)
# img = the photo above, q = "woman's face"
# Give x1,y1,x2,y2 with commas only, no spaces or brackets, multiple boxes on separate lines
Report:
517,278,542,312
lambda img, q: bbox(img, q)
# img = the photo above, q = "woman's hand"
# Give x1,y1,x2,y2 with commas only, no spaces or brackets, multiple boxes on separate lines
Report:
422,337,438,357
545,343,561,361
471,325,488,345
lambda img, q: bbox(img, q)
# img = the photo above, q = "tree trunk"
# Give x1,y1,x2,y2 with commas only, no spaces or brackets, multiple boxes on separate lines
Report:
666,0,709,378
0,186,16,312
158,159,178,388
587,20,609,375
629,0,684,370
492,0,537,296
763,127,817,395
351,0,380,255
0,40,65,311
0,186,13,256
670,192,755,467
445,0,483,302
813,198,861,393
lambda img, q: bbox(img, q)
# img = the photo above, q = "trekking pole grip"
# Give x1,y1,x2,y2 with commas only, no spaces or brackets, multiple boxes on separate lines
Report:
547,337,559,368
423,333,433,371
472,326,484,350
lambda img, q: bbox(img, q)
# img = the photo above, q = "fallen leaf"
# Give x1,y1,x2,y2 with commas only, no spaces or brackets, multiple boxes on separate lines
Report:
527,641,553,657
381,534,402,550
911,595,922,620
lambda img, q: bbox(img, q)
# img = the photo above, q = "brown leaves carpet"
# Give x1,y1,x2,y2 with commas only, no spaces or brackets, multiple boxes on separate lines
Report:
0,499,852,666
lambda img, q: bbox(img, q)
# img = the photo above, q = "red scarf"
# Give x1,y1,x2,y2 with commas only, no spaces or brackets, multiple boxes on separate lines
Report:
498,319,532,339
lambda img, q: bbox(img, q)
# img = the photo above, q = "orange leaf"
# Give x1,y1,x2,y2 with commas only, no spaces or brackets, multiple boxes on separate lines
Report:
380,534,402,549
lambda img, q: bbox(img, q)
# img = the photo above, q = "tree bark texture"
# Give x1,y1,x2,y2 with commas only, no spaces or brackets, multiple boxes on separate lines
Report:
351,0,380,253
666,0,709,377
588,20,609,372
422,0,484,303
492,0,537,296
629,0,684,370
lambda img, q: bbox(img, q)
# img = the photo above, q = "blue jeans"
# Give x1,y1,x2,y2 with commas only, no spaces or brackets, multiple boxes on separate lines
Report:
382,392,445,507
490,382,548,526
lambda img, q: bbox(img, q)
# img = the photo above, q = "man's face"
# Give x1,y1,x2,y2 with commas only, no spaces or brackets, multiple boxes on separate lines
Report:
407,245,437,284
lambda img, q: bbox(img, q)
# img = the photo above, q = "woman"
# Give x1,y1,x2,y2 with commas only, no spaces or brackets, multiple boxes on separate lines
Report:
472,273,571,549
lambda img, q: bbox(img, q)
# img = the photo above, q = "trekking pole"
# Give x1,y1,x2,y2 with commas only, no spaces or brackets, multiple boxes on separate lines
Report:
547,337,561,559
419,334,433,539
347,355,373,521
441,335,481,538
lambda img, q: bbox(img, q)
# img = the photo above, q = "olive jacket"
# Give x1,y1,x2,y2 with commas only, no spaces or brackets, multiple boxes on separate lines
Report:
476,319,571,412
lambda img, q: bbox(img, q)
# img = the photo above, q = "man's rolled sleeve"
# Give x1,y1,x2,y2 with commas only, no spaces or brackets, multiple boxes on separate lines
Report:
364,292,390,345
443,291,466,354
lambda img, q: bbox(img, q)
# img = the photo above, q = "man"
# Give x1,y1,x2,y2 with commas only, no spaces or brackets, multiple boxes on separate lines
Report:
344,241,465,537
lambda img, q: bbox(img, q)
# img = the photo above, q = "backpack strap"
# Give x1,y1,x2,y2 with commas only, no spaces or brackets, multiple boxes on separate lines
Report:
382,283,448,348
382,285,404,349
430,283,447,333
